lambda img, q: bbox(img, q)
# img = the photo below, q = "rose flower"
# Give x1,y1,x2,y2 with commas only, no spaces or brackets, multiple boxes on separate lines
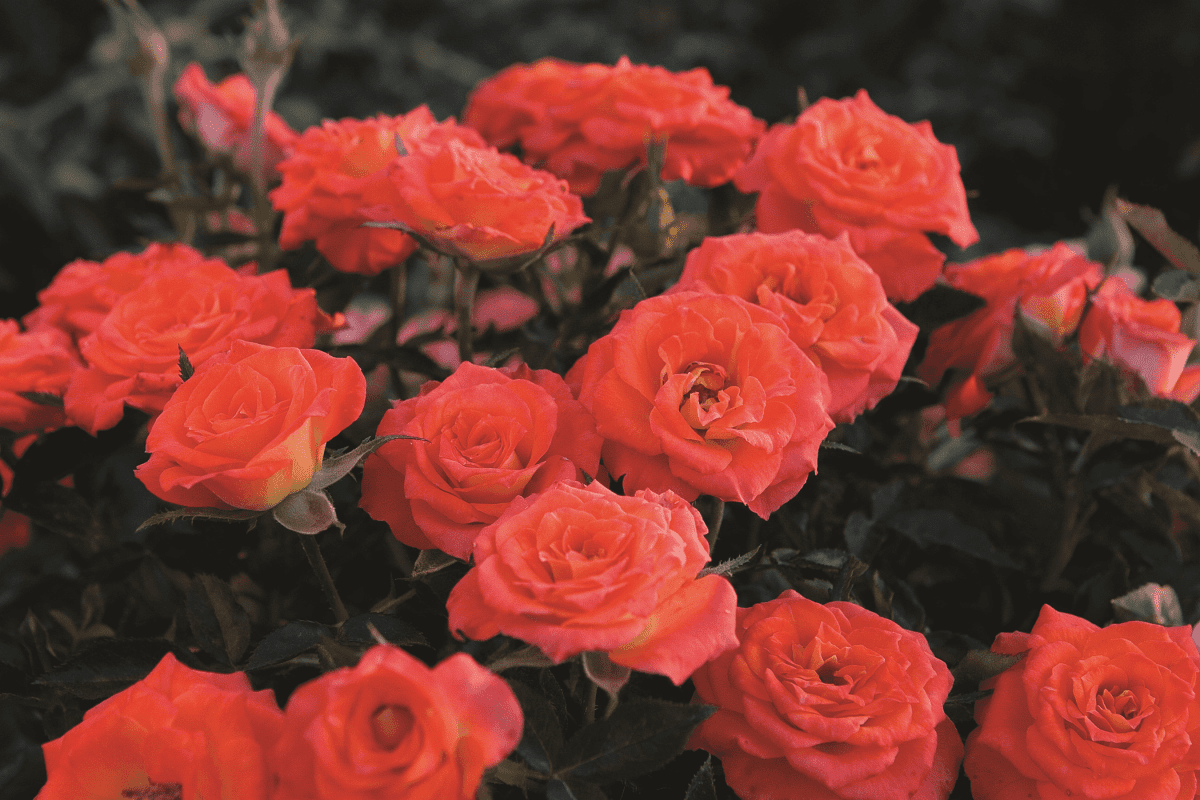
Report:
465,56,766,196
0,320,81,433
690,591,962,800
567,291,834,518
37,652,284,800
360,361,602,559
964,604,1200,800
272,644,522,800
734,89,978,301
271,108,487,275
670,230,918,422
135,341,366,511
446,479,738,685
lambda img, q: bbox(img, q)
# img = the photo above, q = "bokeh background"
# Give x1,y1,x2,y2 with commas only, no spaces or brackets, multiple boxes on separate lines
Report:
2,0,1199,319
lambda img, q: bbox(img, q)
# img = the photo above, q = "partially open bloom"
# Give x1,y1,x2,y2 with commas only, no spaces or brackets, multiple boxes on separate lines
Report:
465,57,765,196
735,89,977,301
0,320,80,433
272,644,522,800
446,479,738,685
37,652,284,800
670,231,917,422
691,591,962,800
174,62,298,179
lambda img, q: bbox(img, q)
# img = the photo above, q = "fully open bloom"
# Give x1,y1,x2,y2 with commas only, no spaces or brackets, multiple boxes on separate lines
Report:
1079,275,1200,402
670,231,917,422
446,479,738,684
360,361,602,559
64,259,335,435
37,652,284,800
135,341,366,511
272,644,521,800
360,139,589,267
964,604,1200,800
690,591,962,800
0,320,80,433
567,291,834,518
918,242,1105,418
465,56,765,196
174,62,298,179
271,108,487,275
734,89,978,301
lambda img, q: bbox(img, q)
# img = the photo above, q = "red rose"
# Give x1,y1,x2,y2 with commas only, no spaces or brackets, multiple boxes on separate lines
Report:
964,604,1200,800
690,591,962,800
0,320,81,433
670,231,917,422
135,341,366,511
567,291,834,517
360,361,602,559
271,109,487,275
37,652,284,800
465,56,766,196
360,139,589,266
64,259,335,435
446,479,738,684
734,89,978,301
919,242,1104,418
1079,276,1200,402
271,644,521,800
174,62,298,179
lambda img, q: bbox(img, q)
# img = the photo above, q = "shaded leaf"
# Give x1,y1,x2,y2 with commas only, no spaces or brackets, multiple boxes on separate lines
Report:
16,391,62,407
137,506,262,532
340,613,428,648
186,574,251,665
1116,198,1200,274
886,509,1018,568
507,679,565,775
685,756,718,800
1118,404,1200,455
1152,270,1200,302
697,546,760,578
952,648,1024,684
486,644,556,673
410,548,460,579
309,435,425,491
245,620,330,670
32,639,177,699
895,285,986,331
1111,582,1184,626
177,346,194,381
547,778,607,800
1021,413,1176,446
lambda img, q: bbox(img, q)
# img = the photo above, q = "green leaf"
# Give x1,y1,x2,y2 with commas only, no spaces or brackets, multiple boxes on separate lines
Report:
547,779,607,800
177,346,195,381
245,620,330,670
506,679,565,775
136,506,262,532
186,574,251,665
886,509,1018,568
697,546,761,578
951,648,1025,684
684,756,718,800
1152,269,1200,302
32,639,178,699
340,613,428,649
895,284,986,331
308,434,424,491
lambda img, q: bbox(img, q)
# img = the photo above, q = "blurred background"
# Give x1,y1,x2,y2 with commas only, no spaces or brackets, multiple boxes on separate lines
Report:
2,0,1198,319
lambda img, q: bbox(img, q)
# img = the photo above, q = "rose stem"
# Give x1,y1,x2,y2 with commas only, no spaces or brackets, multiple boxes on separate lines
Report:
584,680,598,725
299,534,350,624
386,261,407,398
702,497,725,552
455,260,481,364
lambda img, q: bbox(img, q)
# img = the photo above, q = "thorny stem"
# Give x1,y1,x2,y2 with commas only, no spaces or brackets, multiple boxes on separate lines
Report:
584,679,598,725
387,262,408,398
455,260,481,364
700,497,725,552
299,534,350,623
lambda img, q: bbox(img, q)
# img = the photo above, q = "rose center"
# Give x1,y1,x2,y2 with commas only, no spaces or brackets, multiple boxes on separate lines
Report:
370,704,416,750
122,782,183,800
847,134,885,171
676,361,731,427
1090,685,1145,733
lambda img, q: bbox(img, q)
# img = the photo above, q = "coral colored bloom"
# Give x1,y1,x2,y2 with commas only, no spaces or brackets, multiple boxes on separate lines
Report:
690,591,962,800
0,320,81,433
568,291,834,518
360,139,589,267
919,242,1105,418
1079,276,1200,402
135,341,366,511
361,361,601,559
272,644,521,800
964,604,1200,800
465,56,766,196
735,89,978,301
670,231,917,422
446,479,738,684
271,109,487,275
37,652,284,800
174,62,298,179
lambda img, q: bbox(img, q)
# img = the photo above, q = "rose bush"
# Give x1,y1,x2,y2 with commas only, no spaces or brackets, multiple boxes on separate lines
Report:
690,590,962,800
446,479,738,684
0,320,80,434
734,89,978,301
567,291,834,517
964,604,1200,800
134,340,366,511
36,652,284,800
669,230,917,422
271,644,522,800
464,56,765,196
360,361,602,559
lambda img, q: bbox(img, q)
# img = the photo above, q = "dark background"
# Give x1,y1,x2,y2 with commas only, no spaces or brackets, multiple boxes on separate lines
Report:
1,0,1198,319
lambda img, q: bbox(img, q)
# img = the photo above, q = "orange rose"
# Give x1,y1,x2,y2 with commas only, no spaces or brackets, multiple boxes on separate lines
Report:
735,89,978,301
174,62,298,179
567,291,834,517
37,652,284,800
271,108,487,275
360,361,602,559
135,340,365,511
0,319,81,433
64,259,335,435
465,57,765,196
271,644,522,800
360,139,589,266
446,479,738,684
670,231,917,422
